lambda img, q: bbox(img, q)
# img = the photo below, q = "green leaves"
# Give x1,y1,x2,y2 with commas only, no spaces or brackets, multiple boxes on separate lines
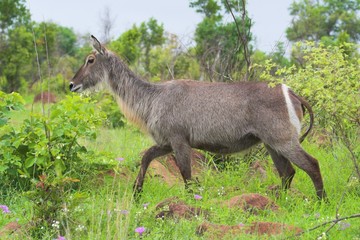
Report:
191,0,253,81
261,42,360,137
286,0,360,43
0,93,105,189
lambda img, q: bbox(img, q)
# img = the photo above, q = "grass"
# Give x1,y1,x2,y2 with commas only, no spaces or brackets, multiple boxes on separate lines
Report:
63,128,360,239
1,104,360,239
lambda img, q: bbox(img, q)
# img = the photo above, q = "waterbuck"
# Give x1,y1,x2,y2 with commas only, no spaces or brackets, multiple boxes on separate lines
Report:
70,35,326,200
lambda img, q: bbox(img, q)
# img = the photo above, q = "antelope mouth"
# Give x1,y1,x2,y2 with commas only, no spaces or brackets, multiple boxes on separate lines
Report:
69,83,83,93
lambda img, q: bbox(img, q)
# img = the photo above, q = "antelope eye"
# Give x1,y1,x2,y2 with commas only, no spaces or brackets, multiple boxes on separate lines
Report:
87,57,95,64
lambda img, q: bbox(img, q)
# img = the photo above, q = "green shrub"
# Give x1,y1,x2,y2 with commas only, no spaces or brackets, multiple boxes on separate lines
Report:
258,41,360,180
0,92,109,237
32,73,69,95
98,94,125,128
0,94,105,188
259,42,359,137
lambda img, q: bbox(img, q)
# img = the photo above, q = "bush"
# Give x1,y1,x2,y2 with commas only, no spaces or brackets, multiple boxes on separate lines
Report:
98,93,125,128
0,94,105,188
259,41,360,179
0,92,108,237
260,42,359,137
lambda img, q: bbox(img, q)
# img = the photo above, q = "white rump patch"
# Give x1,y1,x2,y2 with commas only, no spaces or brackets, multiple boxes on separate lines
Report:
282,84,301,135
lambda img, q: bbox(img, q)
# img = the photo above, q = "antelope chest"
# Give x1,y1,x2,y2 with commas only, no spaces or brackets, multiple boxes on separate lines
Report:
116,97,149,133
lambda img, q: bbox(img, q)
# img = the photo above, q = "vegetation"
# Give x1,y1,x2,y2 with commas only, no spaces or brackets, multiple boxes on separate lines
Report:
0,0,359,239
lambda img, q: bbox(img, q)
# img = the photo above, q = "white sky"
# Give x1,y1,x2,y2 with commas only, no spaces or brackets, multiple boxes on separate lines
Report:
27,0,293,53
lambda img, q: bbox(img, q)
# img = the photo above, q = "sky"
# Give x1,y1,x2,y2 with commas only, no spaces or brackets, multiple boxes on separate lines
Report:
27,0,293,53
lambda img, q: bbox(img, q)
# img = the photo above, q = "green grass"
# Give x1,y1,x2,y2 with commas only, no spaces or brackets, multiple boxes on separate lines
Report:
1,107,359,239
63,128,360,239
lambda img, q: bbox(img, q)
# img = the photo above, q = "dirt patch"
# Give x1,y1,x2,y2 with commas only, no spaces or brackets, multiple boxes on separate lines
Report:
223,193,279,214
148,150,207,186
250,160,268,179
0,221,22,238
155,197,208,220
33,92,57,104
247,221,302,235
197,221,302,239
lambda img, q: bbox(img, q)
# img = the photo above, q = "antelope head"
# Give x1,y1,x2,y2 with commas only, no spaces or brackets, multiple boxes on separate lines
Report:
69,35,108,93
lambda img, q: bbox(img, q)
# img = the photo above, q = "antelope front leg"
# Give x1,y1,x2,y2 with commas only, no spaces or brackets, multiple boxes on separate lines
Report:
170,137,193,189
133,145,171,195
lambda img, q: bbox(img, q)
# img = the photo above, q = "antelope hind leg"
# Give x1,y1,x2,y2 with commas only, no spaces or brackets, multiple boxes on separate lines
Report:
265,145,296,191
278,143,327,200
133,145,171,195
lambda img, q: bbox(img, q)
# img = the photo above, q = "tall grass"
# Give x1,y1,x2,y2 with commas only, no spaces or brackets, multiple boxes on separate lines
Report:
70,127,359,239
1,107,359,239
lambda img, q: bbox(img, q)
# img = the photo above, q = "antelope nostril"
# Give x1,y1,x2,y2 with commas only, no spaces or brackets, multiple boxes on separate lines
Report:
69,82,74,91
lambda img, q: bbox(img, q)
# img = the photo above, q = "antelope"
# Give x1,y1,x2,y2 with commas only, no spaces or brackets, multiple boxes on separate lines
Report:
70,35,326,200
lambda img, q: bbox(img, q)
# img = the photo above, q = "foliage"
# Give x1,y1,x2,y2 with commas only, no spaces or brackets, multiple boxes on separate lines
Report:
32,74,69,95
0,0,30,33
0,94,104,188
286,0,360,43
109,26,141,65
0,92,108,237
261,42,359,133
190,0,253,81
0,90,24,126
259,41,359,178
97,93,125,128
147,35,201,81
139,18,165,73
0,0,79,93
0,25,34,92
108,18,165,78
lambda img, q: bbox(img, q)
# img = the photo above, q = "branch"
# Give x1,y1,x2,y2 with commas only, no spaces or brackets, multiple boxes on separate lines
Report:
224,0,252,80
287,213,360,238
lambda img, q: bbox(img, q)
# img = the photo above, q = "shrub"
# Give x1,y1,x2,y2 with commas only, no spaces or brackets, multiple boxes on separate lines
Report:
259,41,360,179
98,93,125,128
0,92,108,237
259,42,359,137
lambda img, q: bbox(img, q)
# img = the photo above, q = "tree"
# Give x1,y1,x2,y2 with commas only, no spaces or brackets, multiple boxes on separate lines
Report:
0,0,32,92
109,25,141,65
286,0,360,43
56,26,78,56
139,18,165,73
190,0,253,81
0,26,34,92
30,22,79,90
110,18,165,76
0,0,30,33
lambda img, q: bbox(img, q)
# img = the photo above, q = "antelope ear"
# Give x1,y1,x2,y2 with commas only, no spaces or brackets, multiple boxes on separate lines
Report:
91,35,106,55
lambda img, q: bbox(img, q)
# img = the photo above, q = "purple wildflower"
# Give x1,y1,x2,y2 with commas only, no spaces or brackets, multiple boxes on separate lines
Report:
57,236,66,240
116,157,124,162
338,222,351,230
0,205,10,213
194,194,202,200
135,226,146,236
120,210,129,215
143,203,149,209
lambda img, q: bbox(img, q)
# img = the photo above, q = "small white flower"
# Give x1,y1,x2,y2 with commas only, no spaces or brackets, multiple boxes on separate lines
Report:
75,225,85,232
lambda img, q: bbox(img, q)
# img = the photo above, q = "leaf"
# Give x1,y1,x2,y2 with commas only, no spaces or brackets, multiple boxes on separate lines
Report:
54,158,65,177
62,177,80,183
24,157,36,168
0,165,9,172
0,117,8,126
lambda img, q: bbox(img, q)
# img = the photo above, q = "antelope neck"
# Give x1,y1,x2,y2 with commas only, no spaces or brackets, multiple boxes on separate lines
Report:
106,54,159,128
